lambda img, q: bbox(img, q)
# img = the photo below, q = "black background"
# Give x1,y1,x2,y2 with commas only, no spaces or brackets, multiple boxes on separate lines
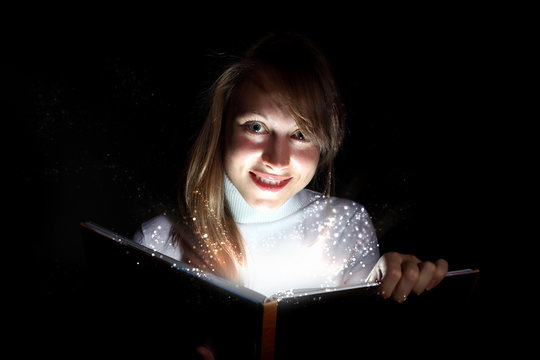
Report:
14,6,493,303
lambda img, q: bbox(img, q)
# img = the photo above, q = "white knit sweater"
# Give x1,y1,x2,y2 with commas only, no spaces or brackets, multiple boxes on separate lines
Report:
133,175,379,297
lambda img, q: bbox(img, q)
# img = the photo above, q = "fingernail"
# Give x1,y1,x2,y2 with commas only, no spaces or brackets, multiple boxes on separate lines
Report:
397,294,407,303
377,289,388,299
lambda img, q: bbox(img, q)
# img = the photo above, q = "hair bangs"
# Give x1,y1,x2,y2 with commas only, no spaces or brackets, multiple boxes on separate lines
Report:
254,62,343,170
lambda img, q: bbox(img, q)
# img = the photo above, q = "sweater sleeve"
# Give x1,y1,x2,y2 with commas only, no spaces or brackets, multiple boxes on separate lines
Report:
132,215,182,261
334,203,380,286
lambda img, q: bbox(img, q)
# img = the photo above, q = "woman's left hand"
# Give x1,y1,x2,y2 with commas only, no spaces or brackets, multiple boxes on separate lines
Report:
367,252,448,303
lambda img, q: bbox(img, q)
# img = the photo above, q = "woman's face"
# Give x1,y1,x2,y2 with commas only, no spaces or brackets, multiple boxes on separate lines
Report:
224,79,320,211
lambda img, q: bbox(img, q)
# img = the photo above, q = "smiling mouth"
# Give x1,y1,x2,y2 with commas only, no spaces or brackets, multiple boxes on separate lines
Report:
249,171,292,192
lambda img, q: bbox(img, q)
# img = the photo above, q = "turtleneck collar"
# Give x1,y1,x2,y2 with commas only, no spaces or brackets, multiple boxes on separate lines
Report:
224,173,307,224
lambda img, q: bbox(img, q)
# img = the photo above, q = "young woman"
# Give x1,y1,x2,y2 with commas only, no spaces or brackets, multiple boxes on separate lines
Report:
134,32,448,303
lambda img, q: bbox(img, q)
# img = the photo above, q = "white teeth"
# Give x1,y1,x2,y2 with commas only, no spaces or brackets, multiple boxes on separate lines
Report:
256,175,281,186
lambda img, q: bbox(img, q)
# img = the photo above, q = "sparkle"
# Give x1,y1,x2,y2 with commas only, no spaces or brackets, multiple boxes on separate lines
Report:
136,185,380,298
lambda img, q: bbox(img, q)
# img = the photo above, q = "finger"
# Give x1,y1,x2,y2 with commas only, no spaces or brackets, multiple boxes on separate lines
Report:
391,261,420,302
366,263,383,284
377,252,403,299
196,346,215,360
412,261,436,295
366,252,395,284
366,267,383,284
393,253,421,264
426,258,449,290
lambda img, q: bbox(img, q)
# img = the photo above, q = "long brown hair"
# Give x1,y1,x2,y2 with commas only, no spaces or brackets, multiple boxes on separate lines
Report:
173,32,346,282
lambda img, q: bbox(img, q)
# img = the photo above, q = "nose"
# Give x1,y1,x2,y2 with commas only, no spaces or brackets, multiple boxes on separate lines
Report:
261,136,290,171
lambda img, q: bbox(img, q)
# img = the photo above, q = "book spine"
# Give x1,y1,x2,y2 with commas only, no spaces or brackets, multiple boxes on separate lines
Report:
261,300,278,360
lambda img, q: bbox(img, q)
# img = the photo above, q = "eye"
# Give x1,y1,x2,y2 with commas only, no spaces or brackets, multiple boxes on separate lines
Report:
292,130,306,141
245,121,267,134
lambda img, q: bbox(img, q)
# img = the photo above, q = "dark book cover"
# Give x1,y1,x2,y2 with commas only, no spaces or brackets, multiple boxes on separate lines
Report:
80,221,480,359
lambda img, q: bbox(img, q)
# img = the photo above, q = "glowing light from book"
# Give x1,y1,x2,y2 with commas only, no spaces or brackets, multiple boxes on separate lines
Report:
242,238,342,297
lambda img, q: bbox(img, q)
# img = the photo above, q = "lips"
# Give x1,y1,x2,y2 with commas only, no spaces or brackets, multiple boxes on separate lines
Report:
249,171,292,192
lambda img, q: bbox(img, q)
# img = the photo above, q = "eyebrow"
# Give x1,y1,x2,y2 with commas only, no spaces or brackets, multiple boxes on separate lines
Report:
236,110,268,120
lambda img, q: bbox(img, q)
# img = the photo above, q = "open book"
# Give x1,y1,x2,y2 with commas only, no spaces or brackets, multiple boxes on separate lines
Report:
80,221,480,359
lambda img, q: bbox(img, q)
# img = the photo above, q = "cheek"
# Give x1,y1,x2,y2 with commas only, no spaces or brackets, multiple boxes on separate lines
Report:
225,135,263,169
292,147,320,176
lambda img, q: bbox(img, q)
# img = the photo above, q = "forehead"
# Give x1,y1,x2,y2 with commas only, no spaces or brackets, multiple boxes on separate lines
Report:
232,78,289,116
